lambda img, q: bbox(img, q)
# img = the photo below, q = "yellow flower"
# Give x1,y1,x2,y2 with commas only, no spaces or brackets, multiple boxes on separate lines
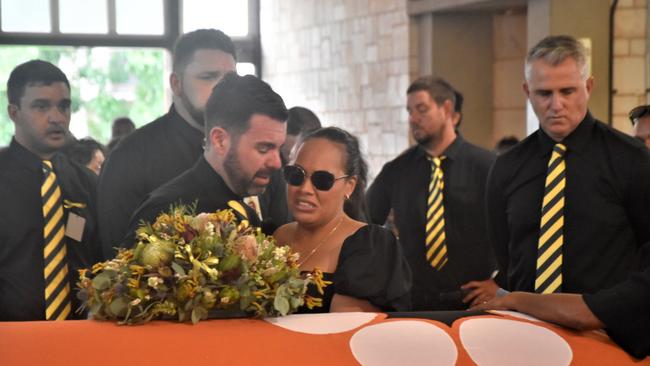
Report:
78,268,88,279
311,268,332,295
129,264,145,276
91,262,105,274
305,295,323,309
127,277,140,289
253,289,270,299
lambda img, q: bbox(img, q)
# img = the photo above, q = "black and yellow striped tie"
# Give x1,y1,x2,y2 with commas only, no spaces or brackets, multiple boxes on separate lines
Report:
41,160,71,320
535,143,566,294
425,156,448,270
227,200,249,226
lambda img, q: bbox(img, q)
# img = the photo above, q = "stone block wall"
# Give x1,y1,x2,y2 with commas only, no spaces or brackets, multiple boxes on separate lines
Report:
492,12,528,145
612,0,648,134
260,0,412,179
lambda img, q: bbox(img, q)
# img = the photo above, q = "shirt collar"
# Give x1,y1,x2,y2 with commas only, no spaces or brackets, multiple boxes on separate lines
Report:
537,111,594,157
195,155,240,200
415,135,465,161
168,104,205,143
9,138,48,173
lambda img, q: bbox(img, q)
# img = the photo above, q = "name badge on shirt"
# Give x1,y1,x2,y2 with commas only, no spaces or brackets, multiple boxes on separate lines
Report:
65,212,86,242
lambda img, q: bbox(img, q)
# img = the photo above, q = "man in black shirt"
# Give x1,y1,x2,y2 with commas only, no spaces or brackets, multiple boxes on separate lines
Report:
367,77,498,310
97,29,237,258
486,35,650,294
123,73,288,247
476,262,650,359
0,60,101,321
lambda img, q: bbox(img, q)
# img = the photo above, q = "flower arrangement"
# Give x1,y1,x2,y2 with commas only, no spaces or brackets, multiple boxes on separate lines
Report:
77,205,324,324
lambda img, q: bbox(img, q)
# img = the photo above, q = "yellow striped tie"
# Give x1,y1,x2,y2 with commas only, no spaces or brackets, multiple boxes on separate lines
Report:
425,156,448,270
41,160,72,320
227,200,250,226
535,143,566,294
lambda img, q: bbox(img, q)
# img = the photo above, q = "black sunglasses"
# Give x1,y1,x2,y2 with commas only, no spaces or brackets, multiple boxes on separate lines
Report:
629,105,650,125
283,165,349,191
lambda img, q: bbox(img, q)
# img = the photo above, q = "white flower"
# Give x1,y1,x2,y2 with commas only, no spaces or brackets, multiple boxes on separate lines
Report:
129,298,142,306
273,246,289,261
147,276,163,289
205,222,215,234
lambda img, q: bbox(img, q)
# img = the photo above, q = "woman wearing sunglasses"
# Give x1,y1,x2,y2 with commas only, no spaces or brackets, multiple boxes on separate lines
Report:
274,127,412,313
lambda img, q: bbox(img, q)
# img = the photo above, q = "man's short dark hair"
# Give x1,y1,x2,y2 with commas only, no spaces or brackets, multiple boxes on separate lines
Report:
204,73,288,137
287,106,322,136
7,60,70,105
172,29,236,74
406,76,456,107
629,105,650,126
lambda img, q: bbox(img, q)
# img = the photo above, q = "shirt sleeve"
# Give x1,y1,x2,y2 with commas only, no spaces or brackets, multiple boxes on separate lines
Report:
582,266,650,359
623,148,650,248
334,225,412,311
485,158,510,288
366,165,393,226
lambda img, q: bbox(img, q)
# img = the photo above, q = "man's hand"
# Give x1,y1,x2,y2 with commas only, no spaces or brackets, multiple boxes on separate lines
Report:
461,278,499,307
471,293,513,311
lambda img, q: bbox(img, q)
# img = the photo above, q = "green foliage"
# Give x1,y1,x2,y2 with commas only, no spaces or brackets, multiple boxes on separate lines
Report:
77,206,316,325
0,46,166,147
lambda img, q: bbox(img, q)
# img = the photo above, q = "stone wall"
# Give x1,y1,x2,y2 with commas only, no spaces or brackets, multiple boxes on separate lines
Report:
612,0,648,133
492,12,528,145
260,0,412,179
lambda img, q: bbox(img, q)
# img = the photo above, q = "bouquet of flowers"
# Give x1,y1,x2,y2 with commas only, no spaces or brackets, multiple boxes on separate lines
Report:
77,205,325,325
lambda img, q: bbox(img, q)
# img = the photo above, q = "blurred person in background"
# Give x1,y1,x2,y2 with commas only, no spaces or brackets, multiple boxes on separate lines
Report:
106,117,135,151
494,135,519,155
63,137,106,175
628,104,650,149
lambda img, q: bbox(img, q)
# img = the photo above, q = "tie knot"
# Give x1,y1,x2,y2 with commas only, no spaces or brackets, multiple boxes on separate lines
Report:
553,143,567,156
429,156,445,167
42,160,53,172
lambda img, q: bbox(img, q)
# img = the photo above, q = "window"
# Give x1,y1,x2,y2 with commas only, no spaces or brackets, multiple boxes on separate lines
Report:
183,0,249,37
1,0,51,33
0,0,260,66
59,0,108,34
0,0,261,145
0,45,167,145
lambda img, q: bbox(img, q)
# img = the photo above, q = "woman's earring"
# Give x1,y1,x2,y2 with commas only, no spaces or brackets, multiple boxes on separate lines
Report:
344,194,350,200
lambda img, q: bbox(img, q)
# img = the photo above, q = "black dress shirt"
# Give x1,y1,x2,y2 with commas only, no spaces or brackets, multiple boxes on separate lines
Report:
123,156,261,248
367,135,497,310
0,139,101,321
486,112,650,293
97,105,204,258
583,265,650,359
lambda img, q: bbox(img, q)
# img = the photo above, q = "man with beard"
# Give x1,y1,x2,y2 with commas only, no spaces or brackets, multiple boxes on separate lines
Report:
367,76,498,310
122,73,288,248
97,29,237,258
0,60,101,320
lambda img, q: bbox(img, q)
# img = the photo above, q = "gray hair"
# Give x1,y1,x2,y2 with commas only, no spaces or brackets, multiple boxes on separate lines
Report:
525,35,589,81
